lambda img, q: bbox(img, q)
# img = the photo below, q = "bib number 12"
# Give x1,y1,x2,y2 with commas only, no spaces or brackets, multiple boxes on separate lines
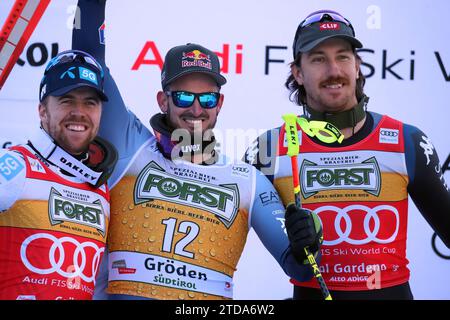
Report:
161,218,199,258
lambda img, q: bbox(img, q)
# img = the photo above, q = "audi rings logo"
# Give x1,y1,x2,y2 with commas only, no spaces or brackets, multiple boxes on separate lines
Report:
232,166,250,174
315,205,400,246
20,233,104,283
379,128,399,145
380,129,399,137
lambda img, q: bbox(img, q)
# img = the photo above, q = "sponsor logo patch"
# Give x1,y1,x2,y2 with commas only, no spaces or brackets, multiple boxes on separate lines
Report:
27,156,46,174
98,22,106,45
320,22,340,30
379,128,399,144
300,157,381,198
79,67,98,85
111,260,137,275
135,161,240,228
181,50,212,70
231,165,250,178
48,188,107,237
0,153,24,181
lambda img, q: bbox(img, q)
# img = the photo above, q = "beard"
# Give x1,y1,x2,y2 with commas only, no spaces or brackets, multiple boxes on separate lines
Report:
166,106,218,134
43,112,95,155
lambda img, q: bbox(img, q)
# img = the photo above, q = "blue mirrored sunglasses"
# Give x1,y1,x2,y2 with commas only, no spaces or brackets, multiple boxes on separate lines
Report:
44,50,104,78
166,91,220,109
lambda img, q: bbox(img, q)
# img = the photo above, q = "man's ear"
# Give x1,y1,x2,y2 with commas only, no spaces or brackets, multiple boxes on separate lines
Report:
38,102,47,123
157,91,168,113
215,93,224,115
291,64,304,85
355,57,361,79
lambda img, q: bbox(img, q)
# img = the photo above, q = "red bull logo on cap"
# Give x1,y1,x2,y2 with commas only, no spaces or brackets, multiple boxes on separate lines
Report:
181,50,212,70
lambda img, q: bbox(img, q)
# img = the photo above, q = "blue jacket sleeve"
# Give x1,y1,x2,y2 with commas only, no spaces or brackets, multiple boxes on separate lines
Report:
71,0,153,187
250,170,314,282
404,123,450,247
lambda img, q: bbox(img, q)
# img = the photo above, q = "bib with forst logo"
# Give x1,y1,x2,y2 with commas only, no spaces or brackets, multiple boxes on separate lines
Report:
274,115,409,291
106,139,255,300
0,146,110,300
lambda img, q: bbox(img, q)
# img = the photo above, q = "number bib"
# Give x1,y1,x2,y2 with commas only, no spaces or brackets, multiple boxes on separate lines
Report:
106,142,254,300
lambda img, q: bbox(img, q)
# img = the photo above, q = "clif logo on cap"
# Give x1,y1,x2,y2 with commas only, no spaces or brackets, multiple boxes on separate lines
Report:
319,22,340,30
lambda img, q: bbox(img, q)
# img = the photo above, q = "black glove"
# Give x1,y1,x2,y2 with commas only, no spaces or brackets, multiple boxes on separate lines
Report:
285,203,323,264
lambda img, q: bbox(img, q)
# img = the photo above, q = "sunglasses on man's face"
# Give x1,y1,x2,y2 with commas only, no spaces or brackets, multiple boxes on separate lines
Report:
165,91,220,109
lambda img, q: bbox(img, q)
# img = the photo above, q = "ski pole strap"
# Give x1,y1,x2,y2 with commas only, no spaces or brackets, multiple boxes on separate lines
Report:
297,117,344,144
282,114,344,154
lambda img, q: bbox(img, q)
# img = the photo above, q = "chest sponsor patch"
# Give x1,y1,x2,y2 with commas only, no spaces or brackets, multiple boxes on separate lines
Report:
27,156,46,174
300,156,381,198
231,165,250,178
379,128,399,144
134,161,240,228
48,187,107,237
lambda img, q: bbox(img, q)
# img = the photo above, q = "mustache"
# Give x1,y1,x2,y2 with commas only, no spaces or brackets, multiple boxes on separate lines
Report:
320,77,349,86
62,115,93,127
180,111,210,119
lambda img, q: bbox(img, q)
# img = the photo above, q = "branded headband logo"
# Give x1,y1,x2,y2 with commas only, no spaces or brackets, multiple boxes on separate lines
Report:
60,67,76,79
181,50,212,70
59,66,98,85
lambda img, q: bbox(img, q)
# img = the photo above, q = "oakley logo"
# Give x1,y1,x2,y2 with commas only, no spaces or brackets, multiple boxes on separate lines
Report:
60,67,76,79
315,204,400,246
59,157,97,181
20,233,105,283
320,23,340,30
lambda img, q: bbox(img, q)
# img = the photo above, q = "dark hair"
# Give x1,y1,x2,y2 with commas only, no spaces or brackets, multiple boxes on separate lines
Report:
285,49,366,106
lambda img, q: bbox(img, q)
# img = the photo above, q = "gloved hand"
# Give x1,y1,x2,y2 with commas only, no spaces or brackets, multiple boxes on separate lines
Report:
285,203,323,264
